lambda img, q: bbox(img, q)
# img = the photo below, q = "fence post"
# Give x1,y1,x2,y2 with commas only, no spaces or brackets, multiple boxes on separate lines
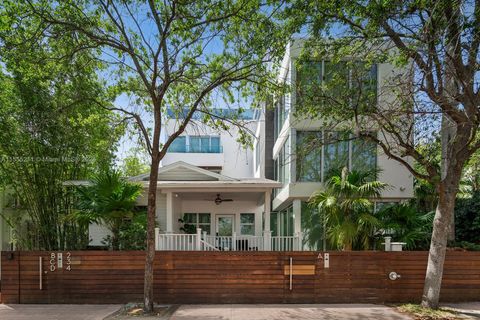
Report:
155,227,160,250
263,230,272,251
196,228,202,251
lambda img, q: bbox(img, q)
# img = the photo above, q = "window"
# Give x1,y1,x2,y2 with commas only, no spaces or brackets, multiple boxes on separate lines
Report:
296,61,322,108
324,61,349,100
274,95,287,140
168,136,186,152
240,213,255,235
210,136,221,153
294,131,377,183
277,206,294,237
273,136,291,187
301,201,325,251
183,213,211,234
295,60,377,112
296,131,322,182
168,136,222,153
323,131,350,181
189,136,201,152
351,137,377,174
351,62,377,112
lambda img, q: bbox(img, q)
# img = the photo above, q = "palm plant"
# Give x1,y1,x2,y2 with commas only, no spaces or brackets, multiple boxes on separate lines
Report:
309,167,387,251
377,203,433,250
74,170,142,250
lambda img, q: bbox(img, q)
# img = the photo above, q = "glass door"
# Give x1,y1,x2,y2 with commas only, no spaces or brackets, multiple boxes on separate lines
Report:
216,215,234,250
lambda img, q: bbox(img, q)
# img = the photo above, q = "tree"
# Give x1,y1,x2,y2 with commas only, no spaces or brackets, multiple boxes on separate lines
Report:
0,10,123,250
74,170,143,250
120,150,150,177
9,0,286,311
309,168,387,251
285,0,480,308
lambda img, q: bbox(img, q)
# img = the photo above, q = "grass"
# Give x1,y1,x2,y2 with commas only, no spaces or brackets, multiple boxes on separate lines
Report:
396,304,465,320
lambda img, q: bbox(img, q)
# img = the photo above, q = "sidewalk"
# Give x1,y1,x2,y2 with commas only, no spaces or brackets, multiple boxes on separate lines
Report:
169,304,411,320
0,304,120,320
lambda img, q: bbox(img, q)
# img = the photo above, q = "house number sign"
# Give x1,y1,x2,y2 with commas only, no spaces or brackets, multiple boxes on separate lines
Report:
49,252,72,272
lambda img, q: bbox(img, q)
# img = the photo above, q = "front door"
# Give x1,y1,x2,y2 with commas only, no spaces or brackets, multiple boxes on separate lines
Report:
216,214,234,250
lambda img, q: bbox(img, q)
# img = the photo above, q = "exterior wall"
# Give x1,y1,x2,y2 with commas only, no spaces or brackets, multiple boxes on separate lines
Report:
88,189,168,246
270,43,414,212
176,199,263,236
161,119,257,179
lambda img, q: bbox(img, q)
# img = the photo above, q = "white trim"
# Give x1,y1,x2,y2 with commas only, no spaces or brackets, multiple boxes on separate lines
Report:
137,180,282,190
128,161,236,182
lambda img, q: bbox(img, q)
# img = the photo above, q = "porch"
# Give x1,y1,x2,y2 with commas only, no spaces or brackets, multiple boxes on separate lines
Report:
155,227,304,251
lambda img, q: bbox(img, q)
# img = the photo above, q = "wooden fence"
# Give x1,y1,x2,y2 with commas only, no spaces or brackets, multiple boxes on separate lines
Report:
1,251,479,304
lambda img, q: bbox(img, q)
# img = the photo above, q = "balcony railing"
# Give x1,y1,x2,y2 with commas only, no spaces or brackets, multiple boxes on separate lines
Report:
168,145,223,153
155,228,303,251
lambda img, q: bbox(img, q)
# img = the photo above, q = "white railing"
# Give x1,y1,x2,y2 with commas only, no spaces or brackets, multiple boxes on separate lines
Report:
155,228,303,251
271,236,297,251
156,233,198,250
202,233,265,251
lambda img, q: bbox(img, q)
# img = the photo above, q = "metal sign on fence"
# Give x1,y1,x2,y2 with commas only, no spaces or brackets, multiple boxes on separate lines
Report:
49,252,72,272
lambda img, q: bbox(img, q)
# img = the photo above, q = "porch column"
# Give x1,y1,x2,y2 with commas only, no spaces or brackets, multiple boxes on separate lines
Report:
166,192,174,233
264,191,271,232
293,199,303,250
263,190,272,251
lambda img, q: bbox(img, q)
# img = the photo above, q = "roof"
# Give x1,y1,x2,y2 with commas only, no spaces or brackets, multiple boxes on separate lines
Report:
65,161,281,189
128,161,235,182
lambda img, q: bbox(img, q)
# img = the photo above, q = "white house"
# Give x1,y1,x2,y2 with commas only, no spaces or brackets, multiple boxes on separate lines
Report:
253,40,414,250
87,41,414,251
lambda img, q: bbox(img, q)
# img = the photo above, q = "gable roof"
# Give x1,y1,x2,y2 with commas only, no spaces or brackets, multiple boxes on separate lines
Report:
128,161,236,182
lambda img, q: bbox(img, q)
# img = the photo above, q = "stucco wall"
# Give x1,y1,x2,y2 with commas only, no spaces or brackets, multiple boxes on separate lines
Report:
161,119,256,179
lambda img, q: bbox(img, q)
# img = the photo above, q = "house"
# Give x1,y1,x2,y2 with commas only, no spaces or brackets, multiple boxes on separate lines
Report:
254,40,414,250
87,41,413,251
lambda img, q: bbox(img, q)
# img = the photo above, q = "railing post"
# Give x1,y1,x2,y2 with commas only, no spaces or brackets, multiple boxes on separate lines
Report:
293,232,299,251
155,227,160,250
297,232,303,251
263,230,272,251
232,232,237,251
196,228,202,251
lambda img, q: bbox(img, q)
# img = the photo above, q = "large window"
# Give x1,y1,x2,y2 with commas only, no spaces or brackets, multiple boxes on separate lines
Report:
351,138,377,173
296,60,377,112
301,201,325,251
274,95,288,141
323,131,350,181
296,61,322,107
296,131,322,182
295,130,377,183
275,136,290,185
168,136,221,153
169,136,186,152
183,213,211,234
240,213,255,235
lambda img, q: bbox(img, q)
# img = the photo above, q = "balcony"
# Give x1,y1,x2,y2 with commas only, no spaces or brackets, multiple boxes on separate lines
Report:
168,145,223,153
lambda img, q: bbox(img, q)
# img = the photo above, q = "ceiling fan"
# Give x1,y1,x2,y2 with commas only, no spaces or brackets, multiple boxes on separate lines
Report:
206,194,233,205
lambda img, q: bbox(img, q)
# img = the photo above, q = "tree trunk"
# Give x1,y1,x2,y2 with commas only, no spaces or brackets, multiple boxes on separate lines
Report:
143,154,160,313
421,181,458,309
